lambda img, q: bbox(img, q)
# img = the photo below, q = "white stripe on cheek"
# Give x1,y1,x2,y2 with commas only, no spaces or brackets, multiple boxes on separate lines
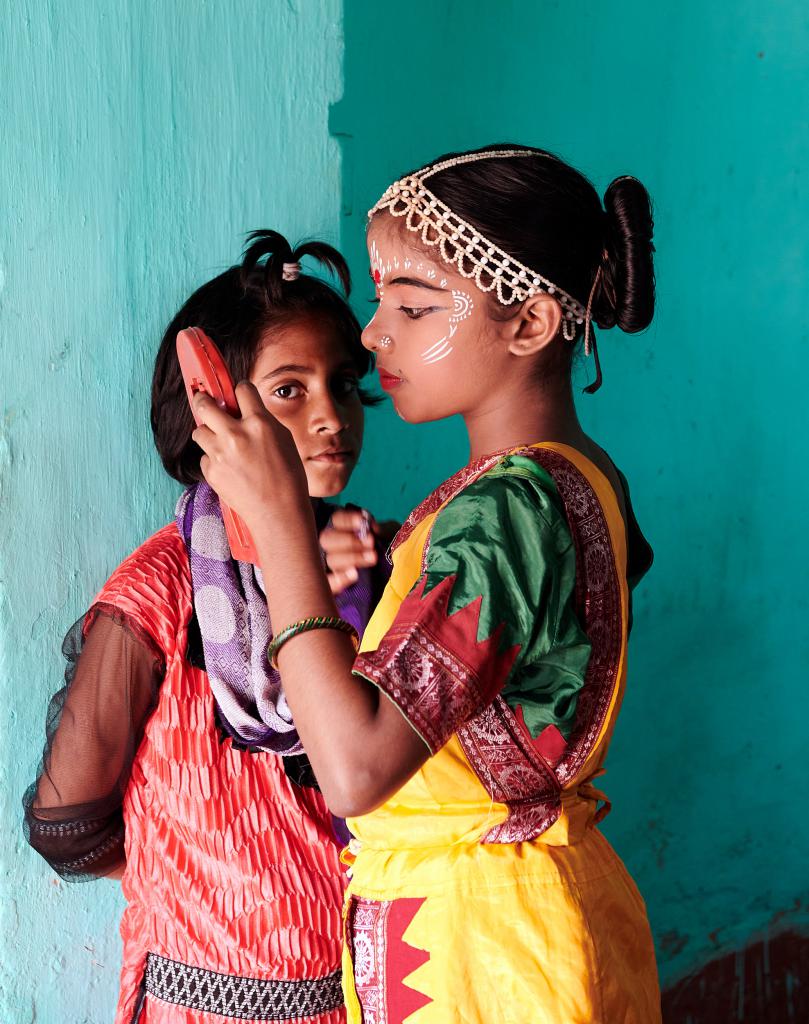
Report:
420,324,457,365
423,345,454,364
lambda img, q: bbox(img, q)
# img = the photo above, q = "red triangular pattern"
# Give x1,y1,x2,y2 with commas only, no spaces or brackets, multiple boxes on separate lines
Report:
514,705,567,768
386,897,432,1020
409,576,522,701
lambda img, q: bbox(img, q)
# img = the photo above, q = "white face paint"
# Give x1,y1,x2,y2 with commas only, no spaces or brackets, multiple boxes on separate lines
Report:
419,289,475,366
369,239,396,330
450,289,474,323
370,239,395,285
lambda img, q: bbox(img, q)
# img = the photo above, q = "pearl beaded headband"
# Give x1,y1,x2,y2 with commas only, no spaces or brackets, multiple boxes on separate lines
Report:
367,149,589,337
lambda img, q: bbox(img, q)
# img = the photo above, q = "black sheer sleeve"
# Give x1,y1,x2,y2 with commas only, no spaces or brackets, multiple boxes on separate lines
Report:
23,607,164,881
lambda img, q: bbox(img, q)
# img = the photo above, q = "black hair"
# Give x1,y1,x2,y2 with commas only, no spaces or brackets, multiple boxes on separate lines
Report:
151,230,378,485
375,143,655,354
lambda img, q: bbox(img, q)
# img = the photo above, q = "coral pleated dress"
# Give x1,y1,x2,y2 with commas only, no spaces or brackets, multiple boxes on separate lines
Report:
342,444,661,1024
99,526,347,1023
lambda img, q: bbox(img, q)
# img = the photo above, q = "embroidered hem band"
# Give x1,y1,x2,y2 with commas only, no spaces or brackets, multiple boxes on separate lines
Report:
143,953,344,1021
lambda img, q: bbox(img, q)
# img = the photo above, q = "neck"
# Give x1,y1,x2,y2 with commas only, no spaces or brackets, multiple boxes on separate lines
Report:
463,375,587,462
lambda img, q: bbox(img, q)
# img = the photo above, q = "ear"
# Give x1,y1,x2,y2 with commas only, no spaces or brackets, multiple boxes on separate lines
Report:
506,293,563,357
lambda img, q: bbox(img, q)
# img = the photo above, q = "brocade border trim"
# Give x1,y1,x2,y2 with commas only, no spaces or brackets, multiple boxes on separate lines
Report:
391,447,515,556
349,898,391,1024
457,447,623,841
354,577,516,754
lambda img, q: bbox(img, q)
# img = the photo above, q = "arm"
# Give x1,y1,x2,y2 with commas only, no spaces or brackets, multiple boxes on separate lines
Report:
253,496,427,818
192,386,428,817
24,610,162,880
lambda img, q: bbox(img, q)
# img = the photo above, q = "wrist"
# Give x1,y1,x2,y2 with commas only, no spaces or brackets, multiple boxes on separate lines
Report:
250,499,317,553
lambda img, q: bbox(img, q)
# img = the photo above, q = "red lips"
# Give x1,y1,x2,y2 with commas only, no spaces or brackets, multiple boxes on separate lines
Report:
377,367,403,391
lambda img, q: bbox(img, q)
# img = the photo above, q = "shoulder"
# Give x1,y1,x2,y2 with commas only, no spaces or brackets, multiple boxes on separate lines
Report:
92,524,191,656
429,453,572,562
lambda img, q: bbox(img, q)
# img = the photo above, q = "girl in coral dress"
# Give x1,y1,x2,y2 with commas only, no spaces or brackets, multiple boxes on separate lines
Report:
192,148,662,1023
25,231,391,1023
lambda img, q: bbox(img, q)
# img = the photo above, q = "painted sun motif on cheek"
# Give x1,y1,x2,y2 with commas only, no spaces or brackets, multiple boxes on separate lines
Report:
420,289,475,366
450,290,474,322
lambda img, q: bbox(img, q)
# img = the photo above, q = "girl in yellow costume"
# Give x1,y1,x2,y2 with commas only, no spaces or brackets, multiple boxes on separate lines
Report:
192,145,662,1023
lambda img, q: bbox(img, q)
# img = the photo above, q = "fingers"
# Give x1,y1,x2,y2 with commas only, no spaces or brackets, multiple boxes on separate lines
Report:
191,423,217,454
234,380,268,418
325,546,378,573
327,567,360,595
321,509,379,582
191,391,235,432
328,509,369,534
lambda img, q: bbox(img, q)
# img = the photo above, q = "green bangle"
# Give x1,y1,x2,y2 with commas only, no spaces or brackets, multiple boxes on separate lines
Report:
267,615,359,669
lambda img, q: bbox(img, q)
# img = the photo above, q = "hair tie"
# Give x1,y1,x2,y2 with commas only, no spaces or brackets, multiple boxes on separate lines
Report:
282,262,301,281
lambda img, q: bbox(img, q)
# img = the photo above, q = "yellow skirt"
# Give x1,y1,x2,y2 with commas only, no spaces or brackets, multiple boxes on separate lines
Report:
342,826,660,1023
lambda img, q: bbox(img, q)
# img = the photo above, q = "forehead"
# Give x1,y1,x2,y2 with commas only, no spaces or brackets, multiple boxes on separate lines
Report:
254,317,355,369
367,218,436,264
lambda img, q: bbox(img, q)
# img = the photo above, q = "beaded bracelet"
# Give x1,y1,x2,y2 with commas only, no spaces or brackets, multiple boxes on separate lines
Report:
267,616,359,669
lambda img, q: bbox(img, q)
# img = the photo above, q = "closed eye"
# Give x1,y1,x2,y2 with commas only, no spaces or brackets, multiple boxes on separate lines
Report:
399,306,439,319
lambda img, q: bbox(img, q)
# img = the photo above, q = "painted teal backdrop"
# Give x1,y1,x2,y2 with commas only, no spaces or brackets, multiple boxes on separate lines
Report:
333,0,809,997
0,2,343,1020
2,0,808,1020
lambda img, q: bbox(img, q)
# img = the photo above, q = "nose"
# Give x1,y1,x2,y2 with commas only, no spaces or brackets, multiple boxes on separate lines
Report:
361,319,378,352
361,320,393,354
310,388,349,435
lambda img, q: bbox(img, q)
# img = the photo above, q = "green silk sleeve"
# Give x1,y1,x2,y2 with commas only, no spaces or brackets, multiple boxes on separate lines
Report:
353,455,593,754
423,456,592,743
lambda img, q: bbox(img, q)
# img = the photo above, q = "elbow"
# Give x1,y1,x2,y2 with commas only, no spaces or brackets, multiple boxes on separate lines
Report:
320,764,394,820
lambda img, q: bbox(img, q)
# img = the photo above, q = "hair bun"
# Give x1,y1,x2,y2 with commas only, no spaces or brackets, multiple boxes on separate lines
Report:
598,176,655,333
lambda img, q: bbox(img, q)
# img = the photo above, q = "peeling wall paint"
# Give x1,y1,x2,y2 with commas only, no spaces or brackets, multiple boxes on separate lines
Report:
0,2,343,1020
662,929,809,1022
333,0,809,998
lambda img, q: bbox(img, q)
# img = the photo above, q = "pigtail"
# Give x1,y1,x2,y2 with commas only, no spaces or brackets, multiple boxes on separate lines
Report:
292,241,353,297
241,229,295,303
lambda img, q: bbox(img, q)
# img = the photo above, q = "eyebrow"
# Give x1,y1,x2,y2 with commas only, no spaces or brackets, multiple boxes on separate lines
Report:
258,364,313,381
388,275,448,292
258,360,358,382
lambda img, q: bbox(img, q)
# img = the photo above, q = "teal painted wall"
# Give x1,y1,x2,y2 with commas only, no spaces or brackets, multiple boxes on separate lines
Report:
333,0,809,990
3,0,807,1018
0,2,343,1020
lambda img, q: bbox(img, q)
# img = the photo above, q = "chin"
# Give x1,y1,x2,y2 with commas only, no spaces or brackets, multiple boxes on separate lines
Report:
393,393,456,425
305,466,354,499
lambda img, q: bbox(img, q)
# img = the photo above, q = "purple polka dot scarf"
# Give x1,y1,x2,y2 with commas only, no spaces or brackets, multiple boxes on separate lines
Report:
176,482,386,753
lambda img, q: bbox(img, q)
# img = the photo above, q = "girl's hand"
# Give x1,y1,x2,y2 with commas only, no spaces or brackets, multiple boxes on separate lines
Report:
192,382,309,531
321,509,378,594
321,511,402,595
